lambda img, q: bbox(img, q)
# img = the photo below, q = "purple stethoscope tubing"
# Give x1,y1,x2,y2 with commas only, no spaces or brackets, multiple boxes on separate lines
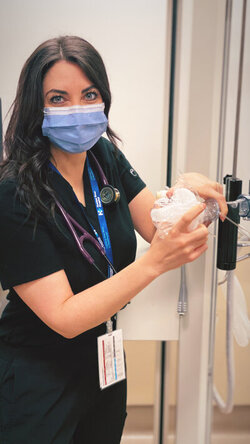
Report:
88,151,108,186
55,198,116,278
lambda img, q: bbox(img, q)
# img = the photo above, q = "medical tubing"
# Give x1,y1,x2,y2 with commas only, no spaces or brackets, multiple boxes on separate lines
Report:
213,270,235,413
237,252,250,262
224,215,250,238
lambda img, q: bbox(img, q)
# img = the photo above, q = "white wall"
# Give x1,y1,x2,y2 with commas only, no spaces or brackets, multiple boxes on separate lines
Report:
0,0,168,194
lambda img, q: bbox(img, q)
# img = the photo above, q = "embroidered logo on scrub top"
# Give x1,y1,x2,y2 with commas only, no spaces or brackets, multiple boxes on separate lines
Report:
130,168,138,177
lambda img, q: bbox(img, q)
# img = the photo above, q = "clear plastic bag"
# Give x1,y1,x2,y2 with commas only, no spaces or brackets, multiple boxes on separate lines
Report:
151,187,219,238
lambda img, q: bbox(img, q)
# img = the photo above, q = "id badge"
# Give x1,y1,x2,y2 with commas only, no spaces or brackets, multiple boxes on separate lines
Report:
97,329,126,390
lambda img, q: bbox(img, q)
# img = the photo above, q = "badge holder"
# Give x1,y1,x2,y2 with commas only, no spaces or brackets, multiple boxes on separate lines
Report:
97,319,126,390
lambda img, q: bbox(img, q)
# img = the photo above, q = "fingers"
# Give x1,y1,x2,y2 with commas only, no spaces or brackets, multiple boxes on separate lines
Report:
150,213,209,273
165,176,228,222
203,186,228,220
174,203,206,232
179,229,208,262
190,225,209,247
166,188,174,198
217,196,228,221
188,242,208,262
196,181,227,221
214,182,223,194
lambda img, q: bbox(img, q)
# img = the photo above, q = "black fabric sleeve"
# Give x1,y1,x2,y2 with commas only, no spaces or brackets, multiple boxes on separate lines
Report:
0,182,63,290
115,149,146,203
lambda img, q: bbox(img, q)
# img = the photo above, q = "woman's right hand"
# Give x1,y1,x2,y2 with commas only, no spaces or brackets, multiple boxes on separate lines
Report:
144,203,209,277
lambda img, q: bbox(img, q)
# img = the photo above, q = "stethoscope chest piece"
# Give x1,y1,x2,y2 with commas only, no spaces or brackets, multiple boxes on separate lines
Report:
100,185,120,205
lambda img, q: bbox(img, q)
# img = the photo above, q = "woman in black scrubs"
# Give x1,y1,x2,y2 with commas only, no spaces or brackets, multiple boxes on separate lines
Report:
0,36,227,444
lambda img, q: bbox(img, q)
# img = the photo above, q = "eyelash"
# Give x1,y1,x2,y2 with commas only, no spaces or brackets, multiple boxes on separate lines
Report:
49,95,64,104
48,90,99,105
85,90,98,100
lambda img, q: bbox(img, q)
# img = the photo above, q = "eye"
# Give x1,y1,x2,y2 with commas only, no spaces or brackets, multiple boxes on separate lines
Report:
49,95,65,104
84,90,98,101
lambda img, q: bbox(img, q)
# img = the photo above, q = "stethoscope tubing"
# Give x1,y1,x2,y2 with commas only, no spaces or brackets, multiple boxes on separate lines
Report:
88,151,109,186
55,198,117,278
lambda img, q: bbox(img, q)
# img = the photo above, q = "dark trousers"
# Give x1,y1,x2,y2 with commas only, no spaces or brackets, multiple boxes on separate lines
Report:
0,339,127,444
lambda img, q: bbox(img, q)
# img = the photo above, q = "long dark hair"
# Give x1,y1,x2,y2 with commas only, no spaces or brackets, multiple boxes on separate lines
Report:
0,35,120,218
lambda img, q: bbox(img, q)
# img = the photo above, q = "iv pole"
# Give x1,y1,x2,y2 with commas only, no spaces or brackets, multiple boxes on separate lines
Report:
206,0,248,440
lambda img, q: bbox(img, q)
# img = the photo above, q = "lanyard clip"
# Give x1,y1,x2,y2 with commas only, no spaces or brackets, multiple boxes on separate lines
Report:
106,319,113,333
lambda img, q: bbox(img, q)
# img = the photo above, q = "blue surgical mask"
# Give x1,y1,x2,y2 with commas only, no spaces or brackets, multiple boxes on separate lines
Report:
42,103,108,153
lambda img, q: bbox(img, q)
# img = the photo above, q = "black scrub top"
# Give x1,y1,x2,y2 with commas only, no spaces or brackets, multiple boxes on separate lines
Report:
0,138,146,348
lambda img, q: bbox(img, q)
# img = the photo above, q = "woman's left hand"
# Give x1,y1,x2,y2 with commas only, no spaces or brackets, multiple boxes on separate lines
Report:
168,172,228,221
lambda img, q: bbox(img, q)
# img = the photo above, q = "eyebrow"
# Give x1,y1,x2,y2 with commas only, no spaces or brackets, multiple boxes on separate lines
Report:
45,85,96,97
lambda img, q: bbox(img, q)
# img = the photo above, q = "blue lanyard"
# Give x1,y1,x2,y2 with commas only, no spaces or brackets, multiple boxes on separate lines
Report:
86,157,114,277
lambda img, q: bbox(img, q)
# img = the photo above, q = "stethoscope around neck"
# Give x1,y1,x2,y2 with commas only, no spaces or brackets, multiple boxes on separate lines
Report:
88,150,120,206
54,196,117,279
52,149,120,279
